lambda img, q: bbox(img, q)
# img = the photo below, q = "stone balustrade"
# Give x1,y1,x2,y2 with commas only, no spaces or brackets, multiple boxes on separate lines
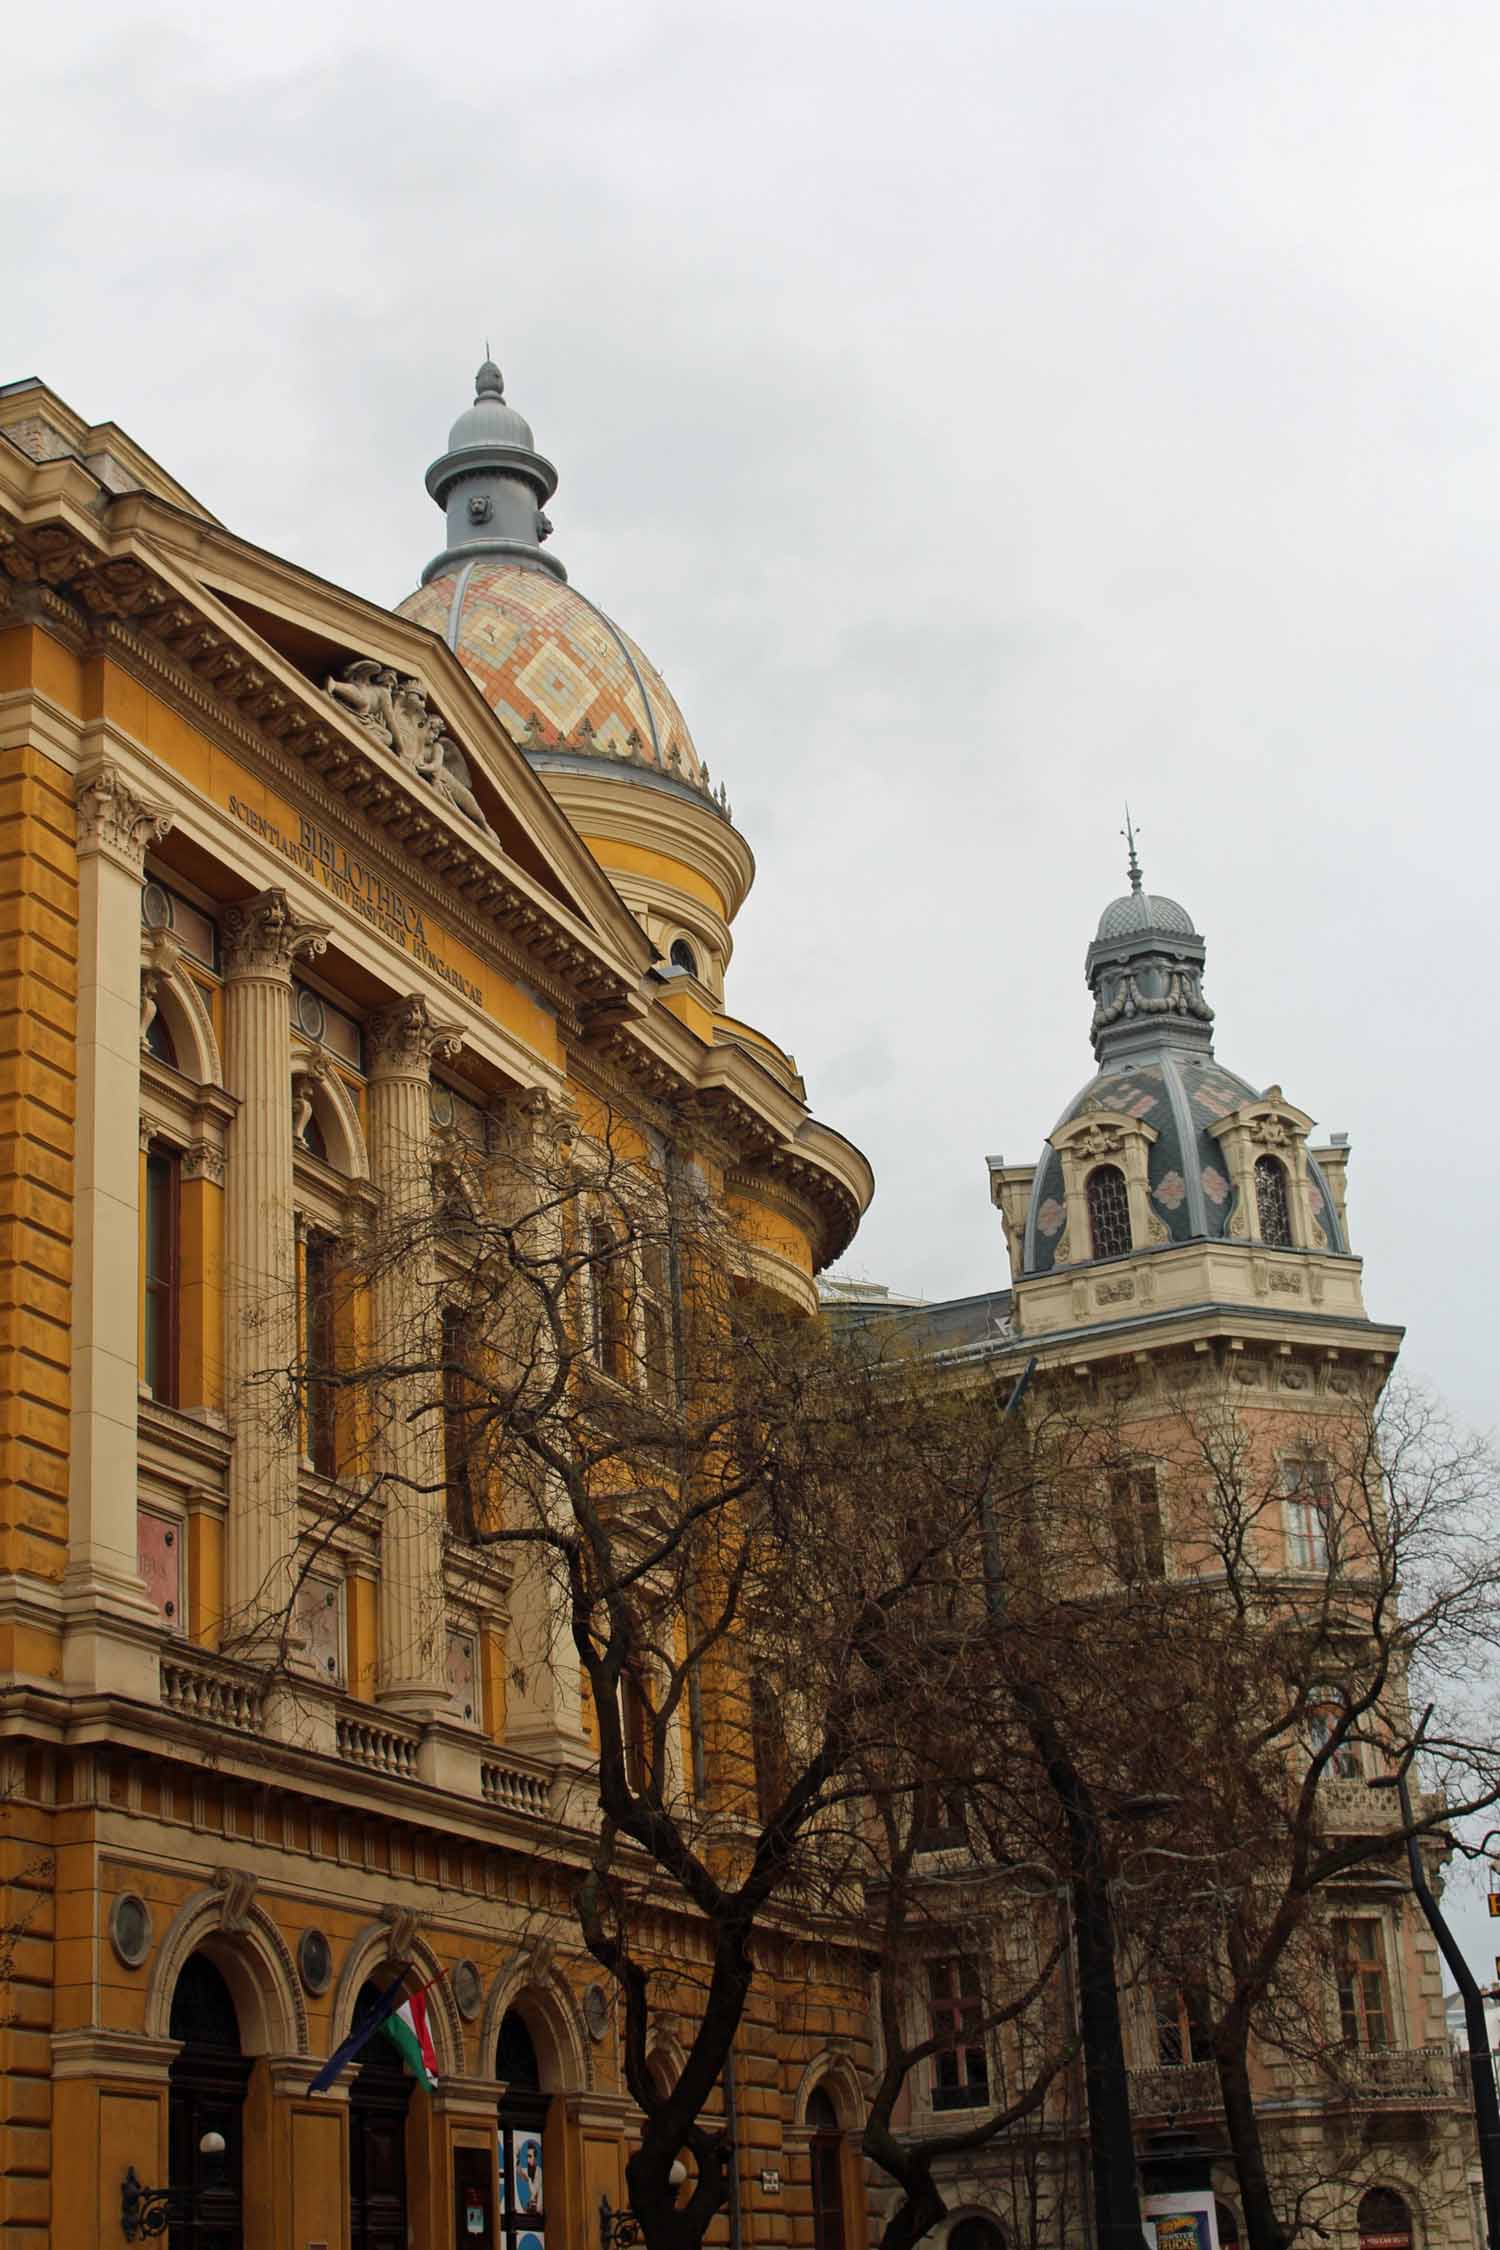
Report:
161,1651,267,1735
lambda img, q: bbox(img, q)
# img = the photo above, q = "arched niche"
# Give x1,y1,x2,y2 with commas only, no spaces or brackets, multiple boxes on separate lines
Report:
327,1921,465,2077
292,1044,370,1181
944,2215,1007,2250
791,2049,865,2130
141,931,222,1088
145,1886,307,2056
479,1960,592,2094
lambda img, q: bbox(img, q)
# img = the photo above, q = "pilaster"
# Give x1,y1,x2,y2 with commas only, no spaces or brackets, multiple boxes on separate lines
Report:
61,761,173,1699
221,889,328,1648
367,995,461,1717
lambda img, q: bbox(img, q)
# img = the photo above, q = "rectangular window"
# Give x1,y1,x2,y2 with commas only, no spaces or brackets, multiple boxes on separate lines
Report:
442,1304,484,1537
1154,1986,1212,2067
143,1142,181,1406
1308,1688,1361,1780
912,1781,967,1853
928,1957,989,2110
620,1666,652,1794
303,1230,338,1477
640,1238,676,1403
1334,1918,1391,2049
1282,1455,1332,1571
1110,1466,1165,1581
750,1674,789,1825
589,1222,626,1381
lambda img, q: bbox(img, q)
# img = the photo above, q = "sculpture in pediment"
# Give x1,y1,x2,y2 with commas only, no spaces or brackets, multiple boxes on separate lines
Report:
326,658,494,836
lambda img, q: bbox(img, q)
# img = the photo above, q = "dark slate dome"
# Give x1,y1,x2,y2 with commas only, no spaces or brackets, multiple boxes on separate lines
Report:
1021,838,1346,1274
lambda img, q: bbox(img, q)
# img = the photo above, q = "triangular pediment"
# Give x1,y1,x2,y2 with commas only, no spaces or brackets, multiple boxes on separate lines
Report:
99,500,655,997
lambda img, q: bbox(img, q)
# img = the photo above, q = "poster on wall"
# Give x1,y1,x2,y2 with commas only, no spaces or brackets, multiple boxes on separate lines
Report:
512,2133,543,2217
1143,2194,1219,2250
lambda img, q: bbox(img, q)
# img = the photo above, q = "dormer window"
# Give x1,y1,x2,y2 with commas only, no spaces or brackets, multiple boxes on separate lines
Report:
669,937,699,979
1254,1155,1292,1247
1086,1164,1132,1260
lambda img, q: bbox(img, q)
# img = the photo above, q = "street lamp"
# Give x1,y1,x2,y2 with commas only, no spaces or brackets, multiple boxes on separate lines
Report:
599,2158,687,2250
1370,1766,1500,2247
121,2133,228,2240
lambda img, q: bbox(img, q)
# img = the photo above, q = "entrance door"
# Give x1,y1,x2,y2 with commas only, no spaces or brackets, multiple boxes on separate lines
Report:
167,1953,251,2250
350,1982,413,2250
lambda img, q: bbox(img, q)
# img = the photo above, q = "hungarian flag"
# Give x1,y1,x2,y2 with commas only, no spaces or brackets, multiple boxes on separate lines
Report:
384,1986,439,2090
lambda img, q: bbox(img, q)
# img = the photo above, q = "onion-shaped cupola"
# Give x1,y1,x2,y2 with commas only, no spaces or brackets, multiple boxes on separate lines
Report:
1014,823,1348,1276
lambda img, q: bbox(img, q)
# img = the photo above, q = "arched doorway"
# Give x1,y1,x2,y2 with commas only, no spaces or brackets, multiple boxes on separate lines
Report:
497,2007,550,2250
168,1951,252,2250
808,2086,846,2250
349,1977,413,2250
1358,2188,1414,2250
948,2219,1005,2250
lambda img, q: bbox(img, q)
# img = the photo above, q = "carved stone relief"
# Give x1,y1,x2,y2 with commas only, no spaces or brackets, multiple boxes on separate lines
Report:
326,659,495,836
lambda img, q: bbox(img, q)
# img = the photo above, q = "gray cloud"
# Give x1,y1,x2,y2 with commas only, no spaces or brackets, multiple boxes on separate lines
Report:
10,0,1498,1521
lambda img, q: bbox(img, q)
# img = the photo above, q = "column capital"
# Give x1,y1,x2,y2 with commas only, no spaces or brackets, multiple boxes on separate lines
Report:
222,888,330,980
367,993,463,1081
75,762,174,872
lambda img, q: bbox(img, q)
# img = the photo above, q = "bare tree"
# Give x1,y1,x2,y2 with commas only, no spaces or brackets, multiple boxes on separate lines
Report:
270,1100,1077,2250
1035,1372,1500,2250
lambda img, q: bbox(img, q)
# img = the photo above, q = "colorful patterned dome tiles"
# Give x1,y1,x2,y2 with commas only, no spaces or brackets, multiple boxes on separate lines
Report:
1022,1052,1346,1275
399,563,707,789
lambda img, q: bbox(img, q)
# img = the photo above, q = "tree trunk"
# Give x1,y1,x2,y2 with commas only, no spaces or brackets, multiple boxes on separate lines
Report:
1215,2031,1287,2250
1071,1855,1144,2250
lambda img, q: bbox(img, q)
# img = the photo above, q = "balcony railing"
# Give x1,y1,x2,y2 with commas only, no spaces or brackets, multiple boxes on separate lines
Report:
481,1757,553,1818
336,1712,419,1780
1319,2044,1462,2104
1129,2062,1221,2120
1315,1775,1445,1834
161,1650,266,1735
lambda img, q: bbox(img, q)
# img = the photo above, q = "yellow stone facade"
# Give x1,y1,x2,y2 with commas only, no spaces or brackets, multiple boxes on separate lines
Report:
0,378,875,2248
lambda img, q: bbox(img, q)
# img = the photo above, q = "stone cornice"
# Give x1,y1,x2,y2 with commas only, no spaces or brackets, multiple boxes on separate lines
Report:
538,764,756,923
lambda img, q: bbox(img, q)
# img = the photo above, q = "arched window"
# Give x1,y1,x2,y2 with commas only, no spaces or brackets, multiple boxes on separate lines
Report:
1255,1154,1293,1247
497,2009,549,2250
168,1954,250,2250
350,1975,412,2250
949,2220,1006,2250
1086,1164,1132,1260
144,1005,179,1069
669,937,699,979
1357,2187,1412,2250
807,2086,846,2250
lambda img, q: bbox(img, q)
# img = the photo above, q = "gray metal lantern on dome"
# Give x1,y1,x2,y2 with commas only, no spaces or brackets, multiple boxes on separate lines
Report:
421,355,566,587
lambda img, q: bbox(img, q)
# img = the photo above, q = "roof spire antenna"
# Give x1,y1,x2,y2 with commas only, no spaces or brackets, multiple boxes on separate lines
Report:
1122,805,1143,894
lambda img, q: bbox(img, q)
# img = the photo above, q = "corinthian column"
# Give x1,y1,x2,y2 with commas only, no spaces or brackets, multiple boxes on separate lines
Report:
222,889,329,1645
63,763,173,1696
367,994,462,1716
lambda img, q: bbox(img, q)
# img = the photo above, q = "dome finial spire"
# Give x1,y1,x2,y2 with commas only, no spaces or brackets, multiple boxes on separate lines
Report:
1121,805,1143,894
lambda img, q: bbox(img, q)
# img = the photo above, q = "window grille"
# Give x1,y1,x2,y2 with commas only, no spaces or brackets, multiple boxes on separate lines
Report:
1255,1154,1293,1246
1086,1165,1132,1259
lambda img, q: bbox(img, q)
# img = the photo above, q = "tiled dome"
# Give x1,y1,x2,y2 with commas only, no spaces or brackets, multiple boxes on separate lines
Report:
404,360,720,807
1022,1051,1346,1273
398,563,704,786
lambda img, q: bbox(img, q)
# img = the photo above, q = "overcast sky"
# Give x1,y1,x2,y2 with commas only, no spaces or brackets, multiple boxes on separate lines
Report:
10,0,1500,1966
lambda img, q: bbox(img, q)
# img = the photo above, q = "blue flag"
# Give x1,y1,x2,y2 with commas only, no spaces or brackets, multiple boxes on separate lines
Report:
308,1969,413,2094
